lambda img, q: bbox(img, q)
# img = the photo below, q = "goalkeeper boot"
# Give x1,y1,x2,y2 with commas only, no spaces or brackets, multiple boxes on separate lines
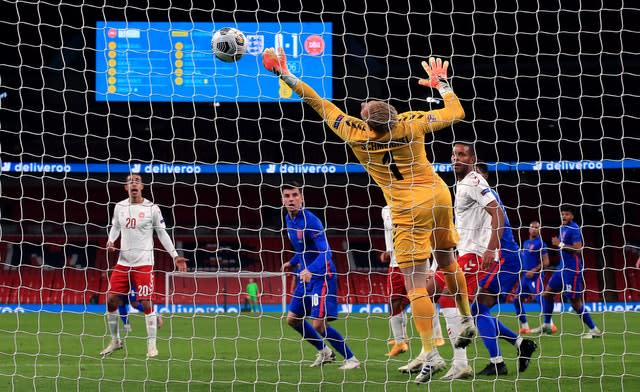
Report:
455,317,477,349
310,347,335,367
385,341,409,357
100,339,123,357
338,356,361,370
517,339,537,372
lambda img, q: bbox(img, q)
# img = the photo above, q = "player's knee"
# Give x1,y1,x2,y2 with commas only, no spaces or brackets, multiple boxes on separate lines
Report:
312,320,326,334
287,316,301,327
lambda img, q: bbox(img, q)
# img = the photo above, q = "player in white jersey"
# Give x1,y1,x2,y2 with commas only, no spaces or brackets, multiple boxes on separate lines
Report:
380,206,446,374
100,174,187,358
452,142,537,376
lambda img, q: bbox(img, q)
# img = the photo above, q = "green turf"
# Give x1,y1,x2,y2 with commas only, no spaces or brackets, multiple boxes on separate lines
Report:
1,311,639,391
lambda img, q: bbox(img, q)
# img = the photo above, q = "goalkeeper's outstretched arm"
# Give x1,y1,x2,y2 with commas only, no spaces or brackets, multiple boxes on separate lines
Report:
262,47,346,129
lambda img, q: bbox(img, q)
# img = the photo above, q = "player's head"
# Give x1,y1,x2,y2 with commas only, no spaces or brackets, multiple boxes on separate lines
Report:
451,142,476,177
281,181,304,216
360,100,398,134
560,205,576,224
125,174,144,201
475,162,489,180
529,220,541,238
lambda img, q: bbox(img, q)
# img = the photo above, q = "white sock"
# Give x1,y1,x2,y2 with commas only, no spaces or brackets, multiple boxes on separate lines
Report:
145,312,158,349
515,337,523,348
442,307,468,368
490,356,504,364
432,309,443,342
107,311,120,341
521,322,530,329
390,312,407,343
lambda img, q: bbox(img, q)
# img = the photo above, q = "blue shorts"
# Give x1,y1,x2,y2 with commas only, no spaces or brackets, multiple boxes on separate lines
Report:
517,274,544,296
288,275,338,320
479,250,520,298
547,270,584,300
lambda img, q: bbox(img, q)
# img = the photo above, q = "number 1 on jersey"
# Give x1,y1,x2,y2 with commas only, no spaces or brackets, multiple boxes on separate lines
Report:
382,151,404,180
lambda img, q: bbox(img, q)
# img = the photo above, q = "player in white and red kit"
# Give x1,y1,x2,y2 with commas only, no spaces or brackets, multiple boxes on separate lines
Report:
100,174,187,358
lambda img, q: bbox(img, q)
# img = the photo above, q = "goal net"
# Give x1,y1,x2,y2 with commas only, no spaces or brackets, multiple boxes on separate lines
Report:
163,271,287,313
1,0,638,390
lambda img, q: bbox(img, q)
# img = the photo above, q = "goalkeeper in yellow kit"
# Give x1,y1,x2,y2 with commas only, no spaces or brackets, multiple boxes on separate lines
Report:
263,48,475,380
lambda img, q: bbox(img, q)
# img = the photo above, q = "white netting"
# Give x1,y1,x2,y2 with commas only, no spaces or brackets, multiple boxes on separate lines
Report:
0,0,638,390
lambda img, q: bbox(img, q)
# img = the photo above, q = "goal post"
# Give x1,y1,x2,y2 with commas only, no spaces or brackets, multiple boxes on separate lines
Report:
164,271,288,314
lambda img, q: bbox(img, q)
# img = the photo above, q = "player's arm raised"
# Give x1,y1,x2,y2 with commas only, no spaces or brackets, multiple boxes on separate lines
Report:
262,48,360,141
410,57,465,134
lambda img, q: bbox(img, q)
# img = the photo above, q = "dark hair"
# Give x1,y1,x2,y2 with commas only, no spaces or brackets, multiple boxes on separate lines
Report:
475,162,488,174
560,205,576,215
453,141,476,157
281,180,302,193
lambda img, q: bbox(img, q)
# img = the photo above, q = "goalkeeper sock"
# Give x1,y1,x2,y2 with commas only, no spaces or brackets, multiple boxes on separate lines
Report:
475,303,501,359
432,307,444,344
390,312,407,343
145,312,157,348
106,311,120,340
574,305,596,329
542,296,555,324
323,325,354,360
407,288,435,353
442,307,468,368
118,304,128,325
441,262,472,317
292,320,325,351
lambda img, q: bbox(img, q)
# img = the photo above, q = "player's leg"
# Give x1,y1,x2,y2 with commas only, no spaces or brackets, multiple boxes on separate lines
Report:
287,284,329,366
431,192,472,321
118,295,132,333
475,255,537,376
566,274,601,338
426,273,446,348
131,266,159,358
438,255,481,380
386,266,409,357
473,290,508,376
310,275,359,370
513,278,531,332
533,271,562,334
101,265,129,356
440,304,473,380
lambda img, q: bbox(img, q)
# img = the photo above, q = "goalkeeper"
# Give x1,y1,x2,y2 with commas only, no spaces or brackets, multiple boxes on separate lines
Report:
263,49,475,381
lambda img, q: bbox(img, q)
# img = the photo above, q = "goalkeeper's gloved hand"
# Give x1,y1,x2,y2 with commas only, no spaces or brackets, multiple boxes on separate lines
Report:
418,57,452,94
262,47,289,76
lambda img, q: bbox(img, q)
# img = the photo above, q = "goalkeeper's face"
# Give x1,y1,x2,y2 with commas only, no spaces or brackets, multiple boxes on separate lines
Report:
282,188,304,216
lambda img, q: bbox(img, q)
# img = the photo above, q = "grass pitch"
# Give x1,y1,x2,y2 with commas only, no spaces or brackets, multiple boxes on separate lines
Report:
1,311,639,391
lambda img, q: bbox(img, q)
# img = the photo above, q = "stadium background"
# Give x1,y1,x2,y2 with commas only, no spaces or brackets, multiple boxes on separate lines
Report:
0,0,638,310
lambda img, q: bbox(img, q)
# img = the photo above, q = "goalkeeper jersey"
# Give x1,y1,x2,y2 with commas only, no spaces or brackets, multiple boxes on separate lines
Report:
291,80,464,216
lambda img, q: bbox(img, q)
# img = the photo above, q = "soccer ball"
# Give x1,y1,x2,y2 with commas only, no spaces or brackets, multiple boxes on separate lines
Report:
211,28,247,62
